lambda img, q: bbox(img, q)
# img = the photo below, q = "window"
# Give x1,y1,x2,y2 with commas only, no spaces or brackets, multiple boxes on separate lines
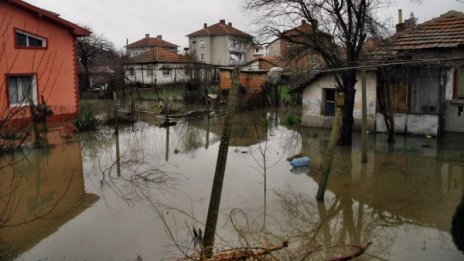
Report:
455,68,464,99
163,70,170,77
7,75,38,107
146,66,154,76
200,53,206,62
16,30,47,48
322,88,336,116
128,67,135,76
199,40,206,48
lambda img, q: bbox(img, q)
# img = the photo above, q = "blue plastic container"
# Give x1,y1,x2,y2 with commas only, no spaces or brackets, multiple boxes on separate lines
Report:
290,156,310,167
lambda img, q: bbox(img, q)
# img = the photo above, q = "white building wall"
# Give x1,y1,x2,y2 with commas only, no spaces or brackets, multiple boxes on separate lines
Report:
302,72,377,130
189,35,253,66
125,63,192,85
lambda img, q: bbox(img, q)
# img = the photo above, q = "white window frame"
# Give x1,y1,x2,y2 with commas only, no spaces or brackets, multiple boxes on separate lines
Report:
7,75,38,107
200,53,206,62
199,40,206,48
16,30,47,48
163,69,170,77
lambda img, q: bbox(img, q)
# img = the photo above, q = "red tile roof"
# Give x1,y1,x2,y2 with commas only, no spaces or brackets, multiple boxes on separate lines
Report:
126,48,194,64
126,37,178,49
283,20,315,37
372,11,464,57
187,20,252,39
4,0,90,37
258,56,289,68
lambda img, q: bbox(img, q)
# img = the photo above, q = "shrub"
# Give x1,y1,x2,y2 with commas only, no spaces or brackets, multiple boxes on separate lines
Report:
74,111,99,132
283,113,300,126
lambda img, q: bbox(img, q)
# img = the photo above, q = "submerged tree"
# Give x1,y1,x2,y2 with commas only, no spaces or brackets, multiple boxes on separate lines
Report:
244,0,391,146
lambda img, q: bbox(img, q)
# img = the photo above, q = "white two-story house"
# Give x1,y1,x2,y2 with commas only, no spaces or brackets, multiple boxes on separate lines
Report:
187,20,254,66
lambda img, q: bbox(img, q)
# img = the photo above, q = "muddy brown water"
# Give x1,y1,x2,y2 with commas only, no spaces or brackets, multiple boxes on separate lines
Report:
0,110,463,260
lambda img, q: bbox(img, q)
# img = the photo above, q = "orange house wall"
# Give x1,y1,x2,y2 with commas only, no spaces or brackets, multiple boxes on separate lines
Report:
0,3,79,123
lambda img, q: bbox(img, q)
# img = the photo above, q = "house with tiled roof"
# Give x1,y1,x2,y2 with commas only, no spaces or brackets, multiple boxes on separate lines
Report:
187,19,254,66
126,34,179,58
124,47,198,85
0,0,90,126
265,20,326,73
297,10,464,136
371,10,464,135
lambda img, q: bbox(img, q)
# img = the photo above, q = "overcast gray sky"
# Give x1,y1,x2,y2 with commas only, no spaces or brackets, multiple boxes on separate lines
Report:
25,0,463,51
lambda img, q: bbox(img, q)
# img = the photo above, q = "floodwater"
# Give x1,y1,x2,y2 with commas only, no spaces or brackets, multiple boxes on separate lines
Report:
0,110,463,260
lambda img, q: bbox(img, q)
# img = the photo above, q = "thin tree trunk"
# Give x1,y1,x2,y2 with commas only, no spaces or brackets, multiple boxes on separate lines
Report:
316,93,343,201
377,70,395,143
202,67,240,255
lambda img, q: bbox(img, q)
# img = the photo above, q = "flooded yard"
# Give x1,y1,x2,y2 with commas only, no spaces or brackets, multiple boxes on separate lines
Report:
1,110,463,260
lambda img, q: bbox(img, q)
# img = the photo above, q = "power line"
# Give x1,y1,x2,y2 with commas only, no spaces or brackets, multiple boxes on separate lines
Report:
312,56,464,74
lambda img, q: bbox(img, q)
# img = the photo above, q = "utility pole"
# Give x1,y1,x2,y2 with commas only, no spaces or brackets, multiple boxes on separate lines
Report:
202,67,240,255
361,69,368,163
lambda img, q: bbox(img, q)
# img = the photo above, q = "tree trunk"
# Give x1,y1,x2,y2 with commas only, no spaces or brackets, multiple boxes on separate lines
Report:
202,67,240,255
83,60,91,92
339,71,357,146
377,70,395,143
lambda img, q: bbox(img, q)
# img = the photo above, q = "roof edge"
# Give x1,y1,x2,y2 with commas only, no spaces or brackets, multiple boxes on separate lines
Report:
6,0,91,37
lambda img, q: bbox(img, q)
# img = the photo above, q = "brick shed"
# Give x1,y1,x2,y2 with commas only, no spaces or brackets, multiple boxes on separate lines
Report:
219,68,268,105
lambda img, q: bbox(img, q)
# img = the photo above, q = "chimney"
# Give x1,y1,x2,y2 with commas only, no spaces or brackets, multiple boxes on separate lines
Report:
157,35,162,40
302,20,307,25
126,38,129,47
204,23,207,29
312,19,318,30
220,19,226,24
145,34,150,38
396,9,406,32
228,22,232,26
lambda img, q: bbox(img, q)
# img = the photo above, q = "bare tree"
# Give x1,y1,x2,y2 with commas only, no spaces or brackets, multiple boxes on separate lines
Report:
244,0,391,146
76,29,115,94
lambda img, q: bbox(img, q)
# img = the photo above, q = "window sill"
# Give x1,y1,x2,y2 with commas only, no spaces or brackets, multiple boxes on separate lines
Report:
450,99,464,105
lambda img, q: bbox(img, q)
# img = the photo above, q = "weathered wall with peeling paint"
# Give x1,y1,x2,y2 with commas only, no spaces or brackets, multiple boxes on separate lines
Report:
301,71,377,130
376,113,439,136
444,68,464,133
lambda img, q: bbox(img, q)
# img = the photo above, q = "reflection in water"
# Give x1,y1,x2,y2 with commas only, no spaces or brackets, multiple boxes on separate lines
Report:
1,111,463,260
165,125,170,161
0,142,98,260
452,191,464,253
115,133,121,177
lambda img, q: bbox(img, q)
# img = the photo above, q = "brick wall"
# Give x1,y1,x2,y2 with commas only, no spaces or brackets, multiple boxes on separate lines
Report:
219,69,268,104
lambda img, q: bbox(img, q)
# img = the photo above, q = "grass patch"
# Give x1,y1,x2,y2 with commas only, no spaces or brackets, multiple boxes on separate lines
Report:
74,111,99,132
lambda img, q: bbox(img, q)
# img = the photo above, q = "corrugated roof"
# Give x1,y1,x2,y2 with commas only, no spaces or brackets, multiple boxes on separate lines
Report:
187,20,252,39
126,48,194,64
126,37,178,49
372,11,464,58
3,0,90,37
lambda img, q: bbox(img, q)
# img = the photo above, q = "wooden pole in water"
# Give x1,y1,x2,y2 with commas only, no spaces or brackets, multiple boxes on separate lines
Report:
202,67,240,255
316,92,343,201
113,92,119,135
361,69,368,163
